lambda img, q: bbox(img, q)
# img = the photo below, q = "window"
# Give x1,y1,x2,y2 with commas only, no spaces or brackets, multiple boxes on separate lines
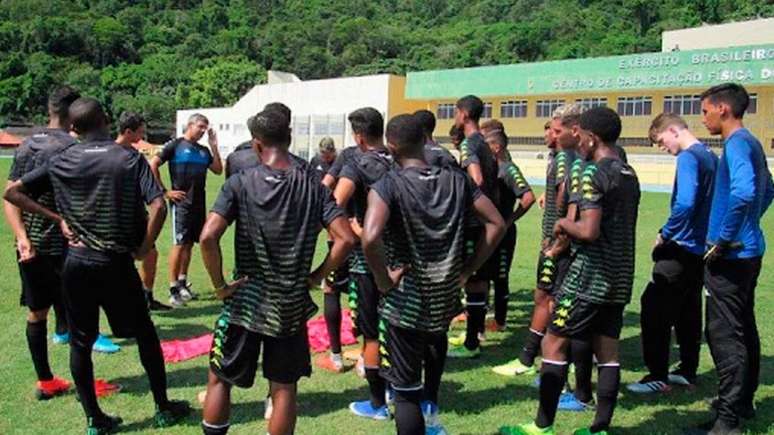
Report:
663,95,701,115
293,117,309,135
536,99,565,117
748,93,757,114
617,96,652,116
437,103,455,119
500,100,528,118
575,97,607,109
482,102,492,119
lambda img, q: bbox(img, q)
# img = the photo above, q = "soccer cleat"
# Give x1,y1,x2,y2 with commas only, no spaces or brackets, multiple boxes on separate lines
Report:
422,401,444,430
148,298,173,311
35,376,71,400
447,344,481,359
342,348,361,361
154,400,191,427
52,332,70,344
558,392,595,412
626,376,671,394
315,353,344,373
348,400,391,420
492,358,536,376
93,335,120,353
426,426,449,435
668,368,696,386
86,414,123,435
179,287,196,302
448,332,466,347
94,379,122,398
264,396,273,420
168,292,186,308
572,428,608,435
499,422,556,435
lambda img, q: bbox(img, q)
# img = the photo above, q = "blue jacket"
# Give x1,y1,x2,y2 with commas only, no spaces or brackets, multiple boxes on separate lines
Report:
707,128,774,259
661,142,718,255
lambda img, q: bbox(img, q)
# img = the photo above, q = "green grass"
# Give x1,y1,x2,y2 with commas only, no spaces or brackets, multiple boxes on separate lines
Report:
0,157,773,435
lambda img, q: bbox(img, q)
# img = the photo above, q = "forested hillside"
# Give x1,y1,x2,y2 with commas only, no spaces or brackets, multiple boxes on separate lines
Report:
0,0,771,128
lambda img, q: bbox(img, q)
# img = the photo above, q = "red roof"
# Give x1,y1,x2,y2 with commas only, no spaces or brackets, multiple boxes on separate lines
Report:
0,130,23,147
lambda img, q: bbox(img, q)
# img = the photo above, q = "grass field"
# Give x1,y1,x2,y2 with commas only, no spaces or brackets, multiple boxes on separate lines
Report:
0,157,772,435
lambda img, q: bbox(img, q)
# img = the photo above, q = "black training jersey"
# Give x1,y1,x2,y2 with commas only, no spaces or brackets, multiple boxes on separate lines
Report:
497,160,532,220
8,128,76,256
555,149,579,219
340,149,395,274
21,134,164,254
459,132,498,204
424,141,458,168
327,146,360,179
373,165,481,332
560,158,641,305
157,138,213,210
225,141,258,179
310,154,333,177
541,150,558,240
211,162,344,337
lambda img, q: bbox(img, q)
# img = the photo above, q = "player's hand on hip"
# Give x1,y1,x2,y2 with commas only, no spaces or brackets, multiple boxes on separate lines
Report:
165,190,187,203
16,237,36,263
216,277,248,300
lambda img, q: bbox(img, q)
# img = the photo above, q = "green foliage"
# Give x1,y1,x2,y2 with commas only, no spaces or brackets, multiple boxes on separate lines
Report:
0,0,771,129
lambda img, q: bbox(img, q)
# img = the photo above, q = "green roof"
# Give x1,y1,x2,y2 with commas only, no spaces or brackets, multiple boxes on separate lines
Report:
405,44,774,99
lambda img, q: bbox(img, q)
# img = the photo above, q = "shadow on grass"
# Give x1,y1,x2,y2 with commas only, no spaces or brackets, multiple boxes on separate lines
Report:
152,302,222,319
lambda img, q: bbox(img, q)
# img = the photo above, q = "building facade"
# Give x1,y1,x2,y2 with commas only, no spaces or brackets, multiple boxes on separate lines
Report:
405,43,774,149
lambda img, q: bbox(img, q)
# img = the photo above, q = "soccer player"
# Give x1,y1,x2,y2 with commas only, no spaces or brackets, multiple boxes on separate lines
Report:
447,95,500,359
500,107,641,435
115,111,173,311
311,137,338,176
414,109,457,168
492,106,579,375
364,113,504,435
693,83,774,435
333,107,395,419
318,141,361,371
199,109,354,435
5,97,190,433
150,113,223,307
626,113,717,395
484,128,535,330
224,140,258,179
3,86,79,400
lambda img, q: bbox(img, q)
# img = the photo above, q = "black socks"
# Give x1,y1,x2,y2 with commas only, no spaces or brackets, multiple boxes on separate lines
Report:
365,367,386,408
324,292,342,354
27,320,53,381
394,389,423,435
519,329,544,367
571,339,594,404
536,360,569,428
464,292,487,350
591,364,621,433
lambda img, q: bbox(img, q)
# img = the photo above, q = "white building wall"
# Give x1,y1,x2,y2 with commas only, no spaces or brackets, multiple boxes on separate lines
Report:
662,18,774,52
176,74,392,158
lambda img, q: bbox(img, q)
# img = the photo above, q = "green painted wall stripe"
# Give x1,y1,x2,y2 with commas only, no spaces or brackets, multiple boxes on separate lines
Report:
405,44,774,99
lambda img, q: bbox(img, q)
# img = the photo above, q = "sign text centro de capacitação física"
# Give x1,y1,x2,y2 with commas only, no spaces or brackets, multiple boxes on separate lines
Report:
404,44,774,99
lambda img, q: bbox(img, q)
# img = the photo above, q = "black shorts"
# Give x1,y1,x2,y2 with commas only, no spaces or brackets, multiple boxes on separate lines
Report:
465,226,497,282
62,247,154,348
535,251,571,294
18,254,63,311
379,321,447,391
495,225,517,281
325,240,350,293
548,295,625,339
171,203,205,245
209,316,311,387
351,273,380,340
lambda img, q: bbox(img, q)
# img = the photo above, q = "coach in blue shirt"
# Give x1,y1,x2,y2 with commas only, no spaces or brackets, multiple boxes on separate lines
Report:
697,83,774,435
627,113,717,397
